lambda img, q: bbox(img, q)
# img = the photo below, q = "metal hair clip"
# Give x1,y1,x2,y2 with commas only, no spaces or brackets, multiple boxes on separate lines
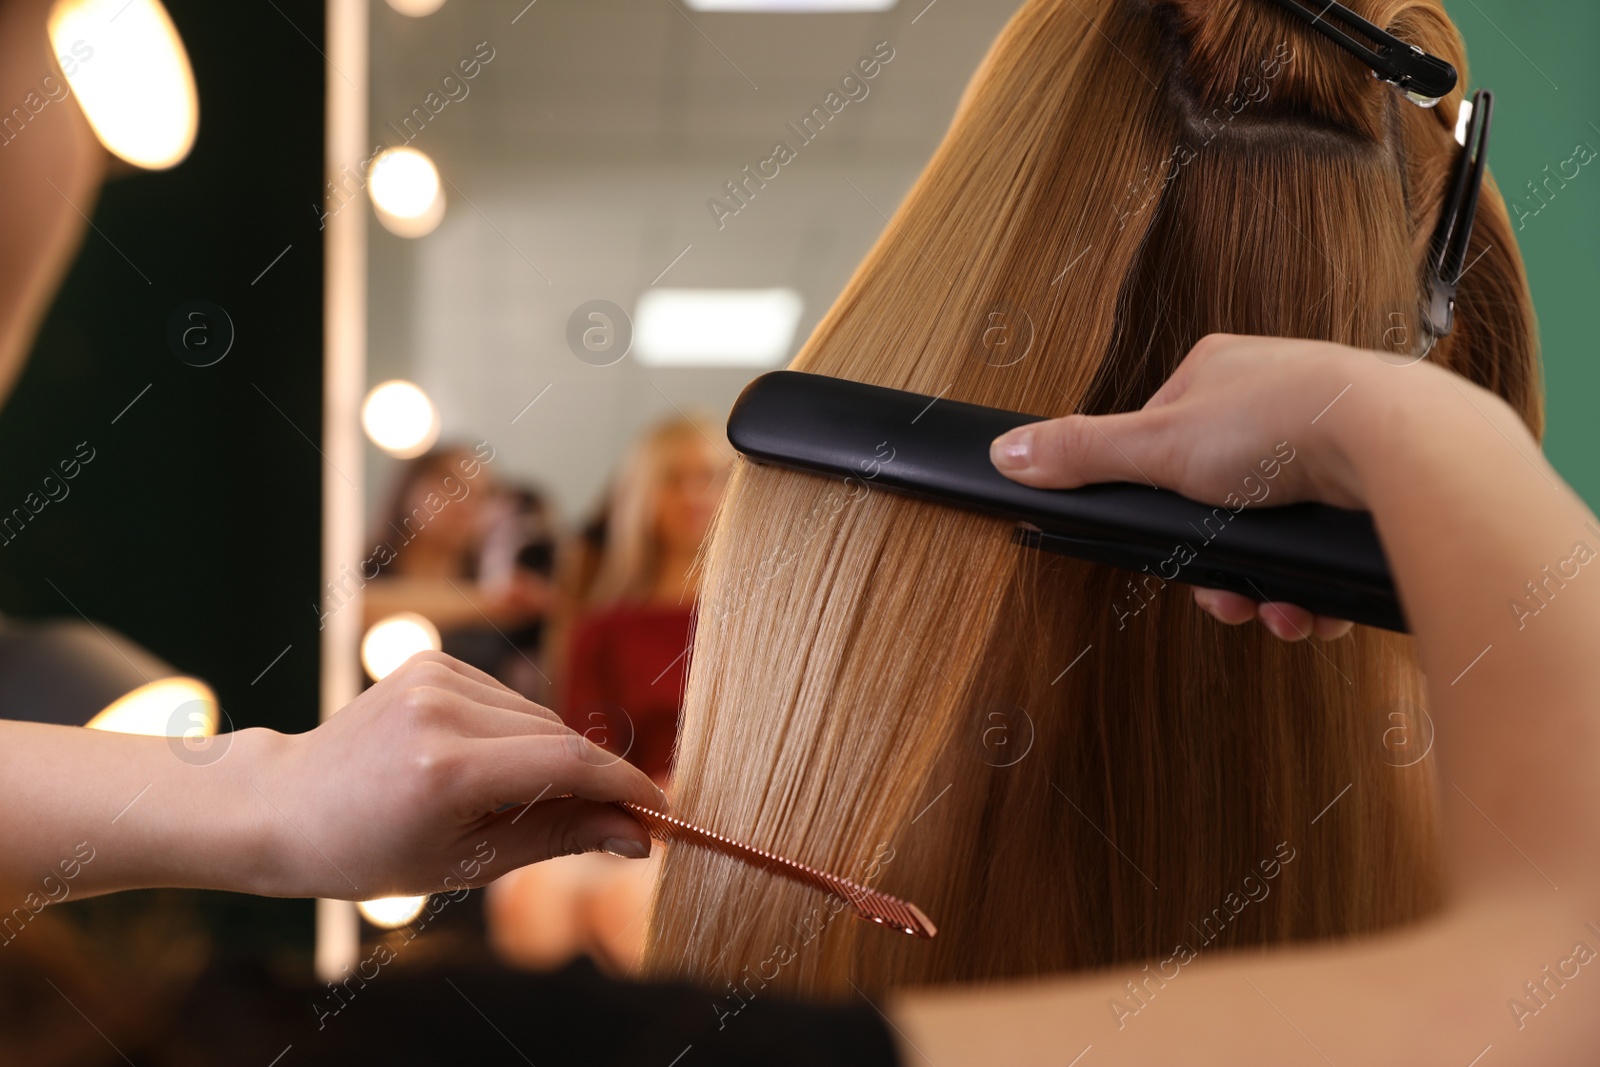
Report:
1265,0,1458,107
621,803,938,939
1425,88,1492,339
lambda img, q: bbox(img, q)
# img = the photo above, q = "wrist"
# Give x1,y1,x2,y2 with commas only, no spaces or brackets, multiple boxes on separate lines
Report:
188,726,297,897
1301,347,1496,510
1406,367,1527,492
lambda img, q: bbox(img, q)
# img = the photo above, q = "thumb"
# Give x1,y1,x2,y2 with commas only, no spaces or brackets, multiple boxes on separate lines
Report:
991,410,1164,490
485,797,655,873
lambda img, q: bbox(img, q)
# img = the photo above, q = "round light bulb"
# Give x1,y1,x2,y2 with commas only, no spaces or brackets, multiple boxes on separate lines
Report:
47,0,199,170
368,147,446,238
362,380,440,458
385,0,447,15
361,613,441,681
357,895,429,928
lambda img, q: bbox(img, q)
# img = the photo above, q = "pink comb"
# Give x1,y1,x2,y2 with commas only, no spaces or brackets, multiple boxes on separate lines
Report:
620,802,937,939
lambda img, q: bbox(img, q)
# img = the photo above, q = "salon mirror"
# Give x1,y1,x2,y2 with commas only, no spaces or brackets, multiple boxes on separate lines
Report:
352,0,1016,573
319,0,1019,974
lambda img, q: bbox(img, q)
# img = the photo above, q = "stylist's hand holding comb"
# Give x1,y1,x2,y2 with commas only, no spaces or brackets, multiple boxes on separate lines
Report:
0,650,664,907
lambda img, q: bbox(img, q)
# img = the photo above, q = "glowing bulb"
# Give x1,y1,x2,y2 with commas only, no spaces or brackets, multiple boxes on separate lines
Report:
385,0,447,14
362,380,440,458
357,895,429,928
86,677,217,737
369,149,440,217
361,613,441,681
368,147,445,237
47,0,199,169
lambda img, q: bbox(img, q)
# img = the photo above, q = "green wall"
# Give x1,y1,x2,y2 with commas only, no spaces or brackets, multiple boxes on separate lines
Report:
1448,1,1600,505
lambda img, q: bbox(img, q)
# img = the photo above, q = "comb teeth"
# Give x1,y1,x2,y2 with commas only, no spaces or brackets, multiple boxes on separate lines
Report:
621,802,937,939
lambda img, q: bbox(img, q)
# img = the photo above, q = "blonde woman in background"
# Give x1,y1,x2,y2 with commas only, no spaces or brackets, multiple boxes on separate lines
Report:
487,415,729,973
566,415,730,780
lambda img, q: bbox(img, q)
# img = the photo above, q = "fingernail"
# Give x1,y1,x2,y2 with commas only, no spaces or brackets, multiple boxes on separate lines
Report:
991,427,1033,472
601,837,650,860
1260,605,1303,642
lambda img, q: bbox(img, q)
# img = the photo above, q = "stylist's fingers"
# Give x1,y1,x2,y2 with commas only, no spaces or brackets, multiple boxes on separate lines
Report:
1192,587,1259,625
408,649,524,698
408,687,575,741
989,333,1370,507
1311,614,1356,641
1255,601,1351,642
1193,588,1353,642
456,732,667,817
990,408,1174,490
390,652,563,725
480,796,655,869
1258,601,1317,642
986,333,1257,490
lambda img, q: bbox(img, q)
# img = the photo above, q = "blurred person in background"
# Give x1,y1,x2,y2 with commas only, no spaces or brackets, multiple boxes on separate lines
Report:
365,444,554,689
486,416,729,974
479,483,561,701
565,415,729,781
534,491,609,704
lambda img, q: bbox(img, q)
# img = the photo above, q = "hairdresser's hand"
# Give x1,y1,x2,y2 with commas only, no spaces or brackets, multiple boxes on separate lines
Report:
483,570,552,626
988,333,1426,641
244,651,664,900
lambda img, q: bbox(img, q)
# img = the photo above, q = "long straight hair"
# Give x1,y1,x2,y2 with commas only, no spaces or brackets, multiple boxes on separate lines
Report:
645,0,1539,999
586,416,721,606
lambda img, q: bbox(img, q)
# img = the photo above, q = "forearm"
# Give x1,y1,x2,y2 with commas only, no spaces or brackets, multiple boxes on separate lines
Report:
1329,358,1600,898
1,651,666,918
0,720,281,907
893,894,1595,1066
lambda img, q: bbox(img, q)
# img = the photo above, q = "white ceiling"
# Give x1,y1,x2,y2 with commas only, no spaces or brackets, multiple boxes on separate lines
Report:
365,0,1024,520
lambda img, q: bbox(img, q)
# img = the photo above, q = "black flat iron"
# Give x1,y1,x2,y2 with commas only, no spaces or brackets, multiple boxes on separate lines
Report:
727,371,1406,633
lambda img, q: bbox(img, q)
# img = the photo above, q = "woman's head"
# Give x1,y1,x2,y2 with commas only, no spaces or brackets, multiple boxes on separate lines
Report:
377,446,493,566
587,417,730,605
645,0,1537,997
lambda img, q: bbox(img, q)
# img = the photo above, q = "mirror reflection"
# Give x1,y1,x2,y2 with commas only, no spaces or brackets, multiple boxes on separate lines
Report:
354,11,1012,742
352,3,1016,969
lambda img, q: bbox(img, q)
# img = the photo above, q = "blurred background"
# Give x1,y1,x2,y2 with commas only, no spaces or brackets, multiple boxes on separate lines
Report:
0,0,1593,1015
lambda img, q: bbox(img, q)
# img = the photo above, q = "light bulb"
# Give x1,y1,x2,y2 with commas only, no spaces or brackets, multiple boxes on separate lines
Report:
362,380,440,458
368,147,446,238
48,0,199,169
357,895,429,928
361,613,441,681
385,0,447,15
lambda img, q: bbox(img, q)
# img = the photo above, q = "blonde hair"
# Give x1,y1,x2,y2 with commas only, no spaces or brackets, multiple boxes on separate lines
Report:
645,0,1539,998
587,416,724,606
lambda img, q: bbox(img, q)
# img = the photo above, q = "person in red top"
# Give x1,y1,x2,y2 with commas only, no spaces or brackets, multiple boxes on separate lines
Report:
487,416,728,972
561,416,729,782
563,603,694,783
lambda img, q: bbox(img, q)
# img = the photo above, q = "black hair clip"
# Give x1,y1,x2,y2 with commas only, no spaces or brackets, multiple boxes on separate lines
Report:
1425,88,1491,339
1265,0,1458,107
